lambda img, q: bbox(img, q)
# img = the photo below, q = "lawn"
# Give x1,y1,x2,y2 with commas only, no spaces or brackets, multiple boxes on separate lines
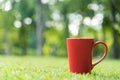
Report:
0,56,120,80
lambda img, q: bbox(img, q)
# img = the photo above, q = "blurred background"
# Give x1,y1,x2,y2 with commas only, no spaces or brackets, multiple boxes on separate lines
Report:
0,0,120,59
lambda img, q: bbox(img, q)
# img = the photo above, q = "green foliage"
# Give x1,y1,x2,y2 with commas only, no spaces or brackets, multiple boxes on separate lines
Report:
0,0,120,57
43,27,66,56
0,56,120,80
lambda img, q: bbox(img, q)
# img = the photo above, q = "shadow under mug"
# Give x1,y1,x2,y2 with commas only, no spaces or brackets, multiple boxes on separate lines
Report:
66,38,108,74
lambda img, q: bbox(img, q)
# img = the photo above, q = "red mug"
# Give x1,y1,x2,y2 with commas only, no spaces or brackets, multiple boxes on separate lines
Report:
66,38,108,74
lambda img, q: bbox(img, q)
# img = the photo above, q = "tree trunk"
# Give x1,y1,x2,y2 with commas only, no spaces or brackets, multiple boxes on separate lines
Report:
110,0,120,59
36,0,46,56
17,0,29,55
19,26,28,55
3,12,10,55
63,11,69,38
62,8,69,56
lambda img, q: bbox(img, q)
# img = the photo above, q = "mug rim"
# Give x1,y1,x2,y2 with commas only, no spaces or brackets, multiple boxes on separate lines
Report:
66,38,94,40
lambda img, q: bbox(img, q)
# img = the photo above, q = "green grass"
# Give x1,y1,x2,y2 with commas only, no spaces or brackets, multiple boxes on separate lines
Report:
0,56,120,80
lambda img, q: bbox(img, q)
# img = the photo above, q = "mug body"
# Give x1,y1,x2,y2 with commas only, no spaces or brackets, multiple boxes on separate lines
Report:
66,38,94,74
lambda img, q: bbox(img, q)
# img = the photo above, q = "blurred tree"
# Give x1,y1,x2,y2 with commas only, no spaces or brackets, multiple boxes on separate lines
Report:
18,0,29,55
12,0,36,55
110,0,120,58
0,0,12,55
2,12,11,55
44,0,94,56
93,0,120,58
58,1,69,56
36,0,48,56
0,0,119,58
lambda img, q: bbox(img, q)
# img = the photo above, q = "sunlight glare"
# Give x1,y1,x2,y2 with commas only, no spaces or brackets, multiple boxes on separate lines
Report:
83,17,91,26
68,13,82,36
51,11,61,22
69,23,79,36
41,0,49,4
83,13,104,30
24,17,32,25
88,3,99,11
0,0,3,3
14,20,22,28
2,0,12,11
91,13,104,30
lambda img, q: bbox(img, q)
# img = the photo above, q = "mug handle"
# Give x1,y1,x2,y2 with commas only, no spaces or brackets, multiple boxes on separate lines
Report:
92,41,108,69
